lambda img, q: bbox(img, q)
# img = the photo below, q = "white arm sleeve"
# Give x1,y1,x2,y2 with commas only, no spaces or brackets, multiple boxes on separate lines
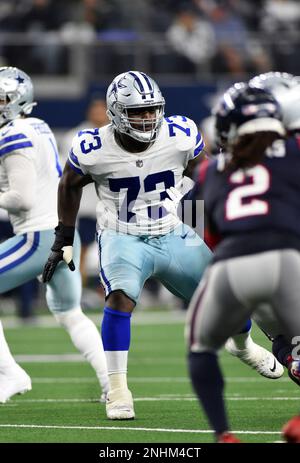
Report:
0,154,36,213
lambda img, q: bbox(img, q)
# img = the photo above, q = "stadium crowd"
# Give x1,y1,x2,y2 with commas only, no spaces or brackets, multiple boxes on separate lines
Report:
0,0,299,76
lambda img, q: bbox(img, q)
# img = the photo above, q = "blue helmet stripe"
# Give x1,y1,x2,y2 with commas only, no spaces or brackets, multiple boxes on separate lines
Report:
140,72,154,98
128,71,146,99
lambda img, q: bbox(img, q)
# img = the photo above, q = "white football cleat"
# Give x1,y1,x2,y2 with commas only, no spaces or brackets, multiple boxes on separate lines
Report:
0,366,32,403
225,337,284,379
106,387,135,420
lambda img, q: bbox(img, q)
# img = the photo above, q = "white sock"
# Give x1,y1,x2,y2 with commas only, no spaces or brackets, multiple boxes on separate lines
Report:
104,351,129,391
109,372,128,391
231,330,253,350
0,320,18,373
54,308,109,393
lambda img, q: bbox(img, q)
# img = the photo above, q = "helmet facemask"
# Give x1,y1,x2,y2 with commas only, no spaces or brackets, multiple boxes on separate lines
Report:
116,103,165,142
0,90,10,126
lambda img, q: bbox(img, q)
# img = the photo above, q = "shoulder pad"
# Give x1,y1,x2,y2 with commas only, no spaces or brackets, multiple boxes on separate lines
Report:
165,115,198,151
0,118,33,137
71,127,103,165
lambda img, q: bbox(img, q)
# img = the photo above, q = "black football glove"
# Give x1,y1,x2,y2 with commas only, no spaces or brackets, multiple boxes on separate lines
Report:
42,222,75,283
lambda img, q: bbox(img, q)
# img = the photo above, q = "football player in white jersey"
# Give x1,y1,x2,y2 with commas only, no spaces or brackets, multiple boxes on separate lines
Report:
43,71,282,421
0,67,108,403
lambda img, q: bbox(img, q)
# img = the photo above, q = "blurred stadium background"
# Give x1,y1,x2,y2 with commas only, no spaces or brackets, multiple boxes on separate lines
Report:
0,0,299,443
1,0,299,320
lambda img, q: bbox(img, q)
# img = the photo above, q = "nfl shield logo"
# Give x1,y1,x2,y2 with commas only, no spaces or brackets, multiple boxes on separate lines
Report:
136,160,143,168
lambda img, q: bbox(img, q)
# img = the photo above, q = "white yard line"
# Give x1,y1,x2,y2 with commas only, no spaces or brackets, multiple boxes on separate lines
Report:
14,354,187,364
28,374,290,383
0,423,282,435
15,354,85,362
8,396,300,403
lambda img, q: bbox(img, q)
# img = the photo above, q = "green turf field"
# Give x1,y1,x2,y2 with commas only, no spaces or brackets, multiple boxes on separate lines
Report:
0,311,297,443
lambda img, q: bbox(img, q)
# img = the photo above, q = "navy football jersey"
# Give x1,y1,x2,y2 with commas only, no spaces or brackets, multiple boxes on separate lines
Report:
198,135,300,260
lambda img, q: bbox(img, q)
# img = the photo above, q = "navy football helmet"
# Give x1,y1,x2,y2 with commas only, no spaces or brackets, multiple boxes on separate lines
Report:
214,82,285,147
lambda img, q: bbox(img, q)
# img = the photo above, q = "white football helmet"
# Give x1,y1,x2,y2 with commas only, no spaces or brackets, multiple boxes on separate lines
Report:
106,70,165,143
249,72,300,131
0,67,36,127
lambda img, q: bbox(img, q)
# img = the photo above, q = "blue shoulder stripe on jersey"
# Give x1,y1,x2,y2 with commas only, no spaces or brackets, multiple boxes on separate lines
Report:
67,159,84,176
0,133,27,147
69,149,80,167
194,139,205,158
195,133,202,146
0,141,33,157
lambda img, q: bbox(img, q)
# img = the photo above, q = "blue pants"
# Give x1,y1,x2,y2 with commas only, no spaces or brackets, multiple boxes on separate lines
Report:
0,229,81,313
97,224,213,303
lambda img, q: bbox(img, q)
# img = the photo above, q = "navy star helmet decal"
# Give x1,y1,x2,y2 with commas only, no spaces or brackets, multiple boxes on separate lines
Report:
16,75,25,84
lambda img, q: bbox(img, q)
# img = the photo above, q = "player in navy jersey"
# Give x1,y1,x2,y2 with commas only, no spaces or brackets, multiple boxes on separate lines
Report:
166,75,300,380
184,82,300,443
247,72,300,441
213,73,300,391
42,71,280,421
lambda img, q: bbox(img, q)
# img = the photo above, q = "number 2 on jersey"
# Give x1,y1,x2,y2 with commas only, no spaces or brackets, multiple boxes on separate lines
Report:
225,165,270,220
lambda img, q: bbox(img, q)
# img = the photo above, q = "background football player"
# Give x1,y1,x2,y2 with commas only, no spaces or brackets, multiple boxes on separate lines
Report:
0,67,108,403
186,83,300,443
166,73,300,387
246,72,300,386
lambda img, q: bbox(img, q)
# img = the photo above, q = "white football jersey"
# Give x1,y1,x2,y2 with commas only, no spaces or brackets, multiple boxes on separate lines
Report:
0,117,62,234
69,116,204,236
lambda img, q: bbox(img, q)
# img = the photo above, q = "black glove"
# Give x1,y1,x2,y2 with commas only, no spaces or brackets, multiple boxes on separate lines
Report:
42,222,75,283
